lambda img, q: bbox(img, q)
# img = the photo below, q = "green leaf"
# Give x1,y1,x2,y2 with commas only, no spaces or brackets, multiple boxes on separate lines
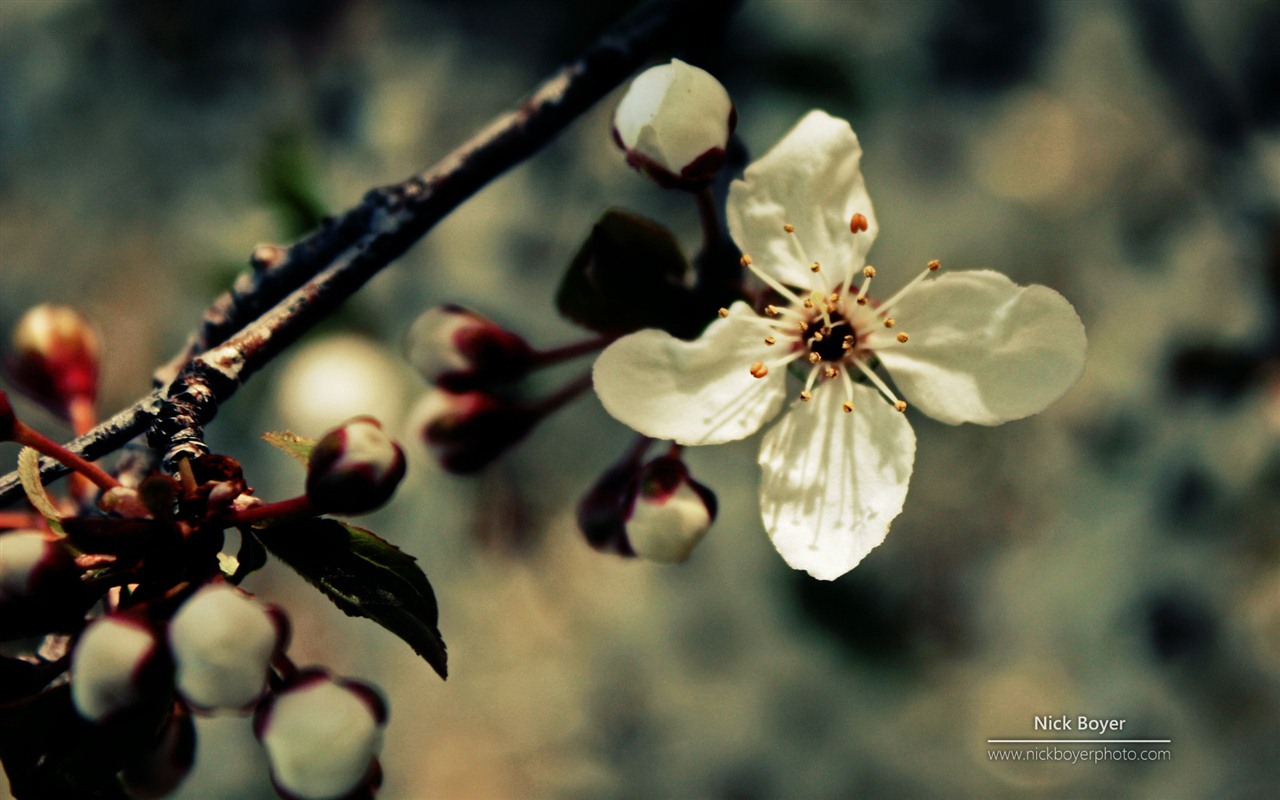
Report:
252,519,447,679
18,447,64,534
262,431,317,467
556,209,697,337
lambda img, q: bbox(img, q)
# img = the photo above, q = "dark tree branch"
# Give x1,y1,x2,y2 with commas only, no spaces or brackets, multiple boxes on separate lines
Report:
0,0,742,504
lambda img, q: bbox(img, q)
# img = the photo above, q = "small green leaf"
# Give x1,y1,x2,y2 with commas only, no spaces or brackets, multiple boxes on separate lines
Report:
262,431,317,467
556,210,697,336
17,447,64,534
252,519,447,679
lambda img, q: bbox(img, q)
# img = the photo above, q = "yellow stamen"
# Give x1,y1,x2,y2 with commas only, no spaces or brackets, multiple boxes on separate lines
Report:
808,352,822,364
842,401,854,413
740,254,753,267
764,336,777,346
894,400,908,412
928,259,940,271
810,261,821,273
863,266,876,278
824,367,839,379
883,318,895,328
850,213,869,233
799,391,812,401
764,305,779,316
897,332,909,343
783,224,795,233
718,307,729,318
749,362,769,379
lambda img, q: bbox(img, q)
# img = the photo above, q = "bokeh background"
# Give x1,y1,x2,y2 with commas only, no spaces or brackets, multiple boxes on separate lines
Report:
3,0,1279,798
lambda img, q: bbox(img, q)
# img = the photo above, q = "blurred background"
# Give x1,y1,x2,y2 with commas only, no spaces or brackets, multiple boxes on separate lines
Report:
2,0,1278,798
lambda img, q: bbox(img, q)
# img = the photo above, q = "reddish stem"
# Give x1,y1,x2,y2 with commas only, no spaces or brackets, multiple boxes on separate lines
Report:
225,494,315,526
529,336,612,368
13,421,120,492
0,511,46,531
529,373,595,418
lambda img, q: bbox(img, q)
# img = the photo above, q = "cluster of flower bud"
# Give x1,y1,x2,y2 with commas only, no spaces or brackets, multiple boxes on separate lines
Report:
578,455,717,564
403,306,551,475
64,582,386,799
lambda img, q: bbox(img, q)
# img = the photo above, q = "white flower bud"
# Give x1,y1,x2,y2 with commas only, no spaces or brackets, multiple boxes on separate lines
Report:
70,616,161,723
411,388,535,474
613,59,735,189
168,584,284,710
625,457,717,563
405,305,532,390
257,675,387,800
0,529,70,601
305,416,407,514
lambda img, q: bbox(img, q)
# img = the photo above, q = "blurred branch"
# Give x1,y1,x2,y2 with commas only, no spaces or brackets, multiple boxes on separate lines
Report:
0,0,743,502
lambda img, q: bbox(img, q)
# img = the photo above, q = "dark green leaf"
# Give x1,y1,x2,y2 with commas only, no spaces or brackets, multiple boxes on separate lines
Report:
252,519,447,679
556,209,698,336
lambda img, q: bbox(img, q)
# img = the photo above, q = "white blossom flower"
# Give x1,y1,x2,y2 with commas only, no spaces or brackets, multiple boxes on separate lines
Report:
593,110,1087,580
613,58,735,189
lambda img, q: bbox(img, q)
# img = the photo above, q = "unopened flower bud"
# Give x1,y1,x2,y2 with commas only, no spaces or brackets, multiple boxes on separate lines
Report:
70,615,165,723
578,457,717,563
255,672,387,800
121,701,197,800
412,388,536,474
1,529,85,638
406,305,533,391
9,303,101,418
613,59,735,190
168,583,286,711
305,417,407,515
0,529,76,602
626,457,717,563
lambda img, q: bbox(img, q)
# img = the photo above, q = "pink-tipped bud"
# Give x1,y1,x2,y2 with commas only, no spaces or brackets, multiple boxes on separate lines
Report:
255,672,387,800
168,583,287,711
305,417,407,515
405,305,533,391
0,529,85,638
0,529,77,602
70,615,165,724
412,388,536,474
612,59,735,190
626,457,717,563
578,457,717,563
8,303,101,418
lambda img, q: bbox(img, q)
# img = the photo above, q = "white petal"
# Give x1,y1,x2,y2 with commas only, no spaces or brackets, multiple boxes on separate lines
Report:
613,59,733,174
877,270,1087,426
169,585,277,710
71,617,157,722
593,302,787,445
727,110,878,290
262,679,382,800
627,480,713,563
758,381,915,580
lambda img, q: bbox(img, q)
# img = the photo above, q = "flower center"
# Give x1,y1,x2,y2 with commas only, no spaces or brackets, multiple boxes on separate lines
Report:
735,215,943,414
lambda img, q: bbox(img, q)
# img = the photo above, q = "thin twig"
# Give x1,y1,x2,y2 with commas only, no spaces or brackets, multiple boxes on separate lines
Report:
0,0,742,503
